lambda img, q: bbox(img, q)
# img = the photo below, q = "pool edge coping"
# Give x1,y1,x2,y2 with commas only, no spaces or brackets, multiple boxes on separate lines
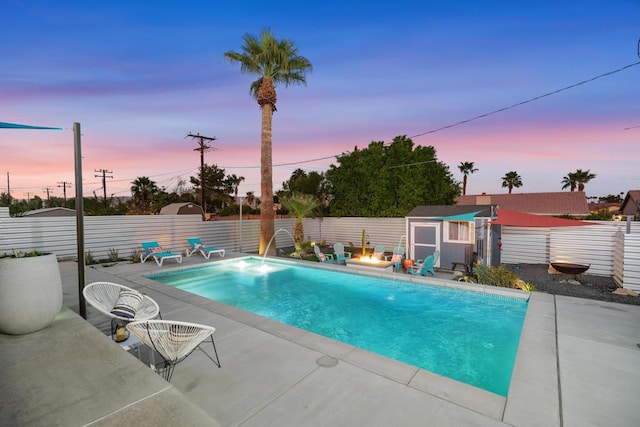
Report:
137,255,548,423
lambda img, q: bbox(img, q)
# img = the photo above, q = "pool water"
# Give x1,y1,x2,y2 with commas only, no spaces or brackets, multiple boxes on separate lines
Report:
147,257,528,396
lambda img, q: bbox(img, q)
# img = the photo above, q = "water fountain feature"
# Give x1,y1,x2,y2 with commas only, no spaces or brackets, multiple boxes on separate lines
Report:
261,228,297,267
392,235,407,280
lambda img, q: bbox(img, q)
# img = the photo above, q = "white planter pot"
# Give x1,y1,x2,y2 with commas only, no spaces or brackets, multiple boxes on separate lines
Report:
0,253,63,335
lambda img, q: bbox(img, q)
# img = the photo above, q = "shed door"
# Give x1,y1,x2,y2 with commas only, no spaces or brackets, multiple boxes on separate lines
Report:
410,223,440,266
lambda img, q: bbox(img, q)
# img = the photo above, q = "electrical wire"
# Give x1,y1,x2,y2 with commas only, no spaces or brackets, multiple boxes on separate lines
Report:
224,59,640,170
409,61,640,139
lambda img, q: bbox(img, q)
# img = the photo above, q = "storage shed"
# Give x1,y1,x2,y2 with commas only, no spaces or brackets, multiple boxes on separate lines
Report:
18,207,76,217
158,203,204,220
405,205,497,271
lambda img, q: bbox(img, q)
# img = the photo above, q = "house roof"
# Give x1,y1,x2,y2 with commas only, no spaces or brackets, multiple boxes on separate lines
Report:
406,205,494,218
619,190,640,215
587,202,621,213
491,209,597,227
455,192,589,216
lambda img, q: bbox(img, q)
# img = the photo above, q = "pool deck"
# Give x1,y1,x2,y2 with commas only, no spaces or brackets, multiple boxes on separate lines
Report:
2,253,639,426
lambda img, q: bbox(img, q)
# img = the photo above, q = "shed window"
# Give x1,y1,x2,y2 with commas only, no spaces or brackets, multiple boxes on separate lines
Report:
444,221,474,243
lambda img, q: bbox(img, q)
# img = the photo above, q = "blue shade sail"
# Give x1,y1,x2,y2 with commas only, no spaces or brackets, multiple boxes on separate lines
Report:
0,121,62,130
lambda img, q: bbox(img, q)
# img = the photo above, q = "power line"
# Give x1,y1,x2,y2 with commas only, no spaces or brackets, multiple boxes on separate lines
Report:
409,61,640,139
220,60,640,172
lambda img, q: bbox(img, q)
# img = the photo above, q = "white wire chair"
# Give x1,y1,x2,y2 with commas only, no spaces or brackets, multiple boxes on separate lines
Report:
126,320,221,382
82,281,161,338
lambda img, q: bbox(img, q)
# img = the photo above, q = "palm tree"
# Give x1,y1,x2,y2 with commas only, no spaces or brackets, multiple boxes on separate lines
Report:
281,192,319,244
458,161,478,195
501,171,523,194
245,191,256,209
130,176,159,213
561,173,577,192
224,29,313,255
225,174,245,202
573,169,596,192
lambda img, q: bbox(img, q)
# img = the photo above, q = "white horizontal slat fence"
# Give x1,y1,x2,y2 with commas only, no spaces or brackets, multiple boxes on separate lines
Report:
619,233,640,291
302,217,406,252
500,227,550,264
2,215,639,288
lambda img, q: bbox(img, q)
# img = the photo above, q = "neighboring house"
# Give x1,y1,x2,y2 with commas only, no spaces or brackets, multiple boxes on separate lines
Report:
588,202,621,215
405,205,497,270
17,207,76,217
619,190,640,218
158,203,205,219
456,191,589,217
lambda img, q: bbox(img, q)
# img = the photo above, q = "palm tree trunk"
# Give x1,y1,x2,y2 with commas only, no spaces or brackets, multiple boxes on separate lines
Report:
259,103,275,255
462,176,468,195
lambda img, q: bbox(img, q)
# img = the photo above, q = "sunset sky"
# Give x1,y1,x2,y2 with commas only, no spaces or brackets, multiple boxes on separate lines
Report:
2,0,639,204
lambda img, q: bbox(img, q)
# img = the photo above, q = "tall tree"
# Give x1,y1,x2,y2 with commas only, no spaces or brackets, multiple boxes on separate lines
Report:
224,29,313,255
458,161,478,195
561,173,577,191
189,164,229,212
130,176,159,213
573,169,596,192
225,174,245,201
501,171,523,194
326,135,459,217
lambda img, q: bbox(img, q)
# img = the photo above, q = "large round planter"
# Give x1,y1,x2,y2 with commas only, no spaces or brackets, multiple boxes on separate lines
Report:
0,253,63,335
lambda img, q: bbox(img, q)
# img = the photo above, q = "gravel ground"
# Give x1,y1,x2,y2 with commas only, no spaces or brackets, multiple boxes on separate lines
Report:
506,264,640,306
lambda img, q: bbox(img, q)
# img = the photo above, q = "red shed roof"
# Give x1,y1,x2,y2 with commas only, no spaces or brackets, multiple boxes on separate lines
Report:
492,209,597,227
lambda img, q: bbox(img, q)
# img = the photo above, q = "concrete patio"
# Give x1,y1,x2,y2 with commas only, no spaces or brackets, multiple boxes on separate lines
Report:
2,253,639,426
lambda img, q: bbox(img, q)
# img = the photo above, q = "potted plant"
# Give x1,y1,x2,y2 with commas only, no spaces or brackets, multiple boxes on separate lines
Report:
0,250,62,335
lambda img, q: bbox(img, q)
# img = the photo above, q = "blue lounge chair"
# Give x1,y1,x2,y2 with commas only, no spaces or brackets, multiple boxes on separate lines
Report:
314,245,336,263
186,237,225,259
332,242,352,264
408,254,435,277
141,241,183,266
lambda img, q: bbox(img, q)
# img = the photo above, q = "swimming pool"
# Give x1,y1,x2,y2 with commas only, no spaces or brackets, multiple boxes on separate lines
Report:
147,257,528,396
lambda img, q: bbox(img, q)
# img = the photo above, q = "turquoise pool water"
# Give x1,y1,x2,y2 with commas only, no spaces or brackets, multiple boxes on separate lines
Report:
147,257,528,396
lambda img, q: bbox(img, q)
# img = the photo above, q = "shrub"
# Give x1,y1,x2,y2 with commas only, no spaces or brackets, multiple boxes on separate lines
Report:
472,264,519,288
85,250,95,265
130,248,142,263
108,248,119,262
1,249,44,258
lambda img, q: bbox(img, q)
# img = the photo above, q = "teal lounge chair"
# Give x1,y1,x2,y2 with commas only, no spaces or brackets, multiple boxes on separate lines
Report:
408,254,435,277
372,244,385,260
385,246,405,272
314,245,336,263
186,237,225,259
333,242,352,264
141,241,183,266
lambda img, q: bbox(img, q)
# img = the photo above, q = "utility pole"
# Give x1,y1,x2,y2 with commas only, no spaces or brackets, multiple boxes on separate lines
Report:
42,187,54,207
57,181,72,207
94,169,113,201
186,133,217,213
23,192,31,208
6,172,11,204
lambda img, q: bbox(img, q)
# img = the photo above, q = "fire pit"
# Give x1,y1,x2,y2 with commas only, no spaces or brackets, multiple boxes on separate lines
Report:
550,262,590,275
345,256,394,272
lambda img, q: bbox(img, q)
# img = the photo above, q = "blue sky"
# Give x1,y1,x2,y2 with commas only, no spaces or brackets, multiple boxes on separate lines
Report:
1,0,639,202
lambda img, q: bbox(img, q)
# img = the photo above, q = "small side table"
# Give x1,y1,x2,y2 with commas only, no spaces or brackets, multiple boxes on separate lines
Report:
114,333,156,370
451,261,470,274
